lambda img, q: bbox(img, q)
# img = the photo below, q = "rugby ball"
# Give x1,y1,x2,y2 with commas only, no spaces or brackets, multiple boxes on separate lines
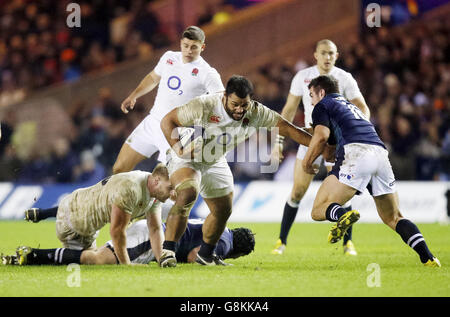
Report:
178,127,203,155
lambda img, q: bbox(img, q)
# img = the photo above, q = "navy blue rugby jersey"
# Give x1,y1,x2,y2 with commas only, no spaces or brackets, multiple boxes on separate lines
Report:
312,93,385,158
174,219,233,263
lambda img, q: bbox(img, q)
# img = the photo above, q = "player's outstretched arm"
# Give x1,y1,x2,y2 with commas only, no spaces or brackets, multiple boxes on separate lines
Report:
302,125,330,174
110,204,132,265
146,205,164,264
121,70,161,113
350,96,370,120
276,117,312,147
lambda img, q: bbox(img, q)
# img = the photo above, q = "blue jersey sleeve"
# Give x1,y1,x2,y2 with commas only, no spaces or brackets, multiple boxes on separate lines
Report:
312,102,330,129
214,228,233,258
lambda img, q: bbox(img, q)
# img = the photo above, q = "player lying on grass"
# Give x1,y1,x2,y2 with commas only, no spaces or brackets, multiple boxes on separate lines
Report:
21,164,174,266
158,75,335,267
303,75,440,267
1,219,255,265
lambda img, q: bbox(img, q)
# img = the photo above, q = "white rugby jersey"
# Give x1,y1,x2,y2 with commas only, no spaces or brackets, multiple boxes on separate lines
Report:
290,65,362,127
150,51,224,122
176,93,281,164
65,171,160,236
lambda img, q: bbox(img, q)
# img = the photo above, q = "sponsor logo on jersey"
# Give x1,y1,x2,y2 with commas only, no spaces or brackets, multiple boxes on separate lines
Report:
209,115,221,123
192,68,199,76
340,173,354,180
166,59,174,65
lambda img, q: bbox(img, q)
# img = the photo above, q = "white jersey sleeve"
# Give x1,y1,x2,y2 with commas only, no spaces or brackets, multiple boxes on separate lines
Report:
176,95,208,126
289,71,305,97
147,200,161,215
204,68,225,94
340,72,363,101
250,101,281,129
153,51,171,76
111,179,141,215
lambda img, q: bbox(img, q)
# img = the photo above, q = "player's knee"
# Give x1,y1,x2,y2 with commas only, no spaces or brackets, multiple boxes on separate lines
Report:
176,187,198,205
311,207,325,221
170,179,199,217
81,251,100,265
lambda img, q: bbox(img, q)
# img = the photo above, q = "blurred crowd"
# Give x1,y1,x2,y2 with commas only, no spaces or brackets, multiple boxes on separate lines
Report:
0,1,449,184
234,17,450,182
0,0,171,108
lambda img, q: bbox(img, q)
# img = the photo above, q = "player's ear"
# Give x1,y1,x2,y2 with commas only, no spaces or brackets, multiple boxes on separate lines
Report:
201,43,205,52
335,51,339,60
320,88,326,98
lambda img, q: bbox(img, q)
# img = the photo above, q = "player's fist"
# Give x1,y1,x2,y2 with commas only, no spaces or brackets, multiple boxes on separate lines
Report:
271,143,284,163
323,144,336,163
271,135,285,163
121,96,136,114
302,161,319,175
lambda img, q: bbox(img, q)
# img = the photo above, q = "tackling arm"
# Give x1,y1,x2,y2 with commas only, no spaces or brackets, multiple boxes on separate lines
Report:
276,117,312,147
110,204,132,264
121,70,161,114
302,125,330,174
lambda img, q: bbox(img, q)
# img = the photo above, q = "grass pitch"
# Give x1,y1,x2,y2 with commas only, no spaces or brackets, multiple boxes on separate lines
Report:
0,220,449,297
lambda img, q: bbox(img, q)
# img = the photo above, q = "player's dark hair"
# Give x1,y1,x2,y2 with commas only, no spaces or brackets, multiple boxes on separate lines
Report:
182,26,205,43
228,227,255,258
225,75,254,98
308,75,339,95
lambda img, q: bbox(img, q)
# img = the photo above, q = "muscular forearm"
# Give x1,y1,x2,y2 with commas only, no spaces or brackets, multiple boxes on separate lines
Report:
279,120,312,147
149,225,164,263
111,231,131,265
303,137,327,169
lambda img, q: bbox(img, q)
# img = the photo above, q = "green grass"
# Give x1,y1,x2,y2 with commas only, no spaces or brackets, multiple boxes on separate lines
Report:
0,221,449,297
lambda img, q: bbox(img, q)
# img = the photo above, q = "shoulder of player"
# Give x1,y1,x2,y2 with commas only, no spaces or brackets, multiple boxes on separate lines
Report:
194,58,220,75
331,66,355,80
110,171,148,191
186,92,221,111
293,66,315,79
158,50,176,61
247,100,277,117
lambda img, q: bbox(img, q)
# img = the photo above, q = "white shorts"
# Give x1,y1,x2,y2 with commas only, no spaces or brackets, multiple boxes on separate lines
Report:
166,150,234,199
55,197,99,250
126,114,170,162
297,144,334,167
331,143,396,196
106,220,155,264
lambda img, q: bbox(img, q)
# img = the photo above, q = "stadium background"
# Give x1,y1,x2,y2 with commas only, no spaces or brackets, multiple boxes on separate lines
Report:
0,0,448,222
